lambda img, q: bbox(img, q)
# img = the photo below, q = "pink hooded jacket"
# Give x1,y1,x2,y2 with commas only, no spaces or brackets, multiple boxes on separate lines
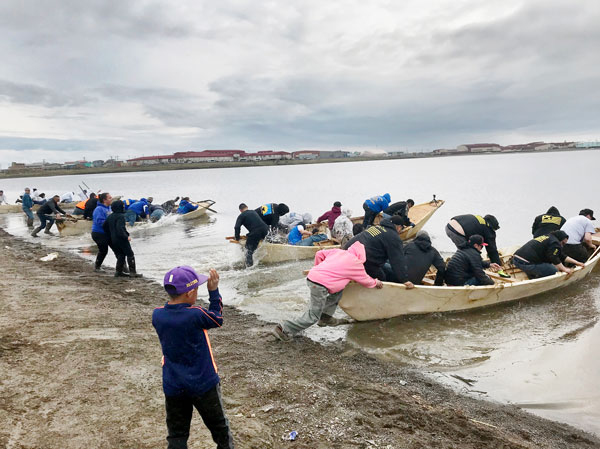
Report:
307,241,378,293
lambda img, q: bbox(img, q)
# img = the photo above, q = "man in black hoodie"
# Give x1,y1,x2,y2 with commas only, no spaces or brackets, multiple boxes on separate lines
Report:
531,206,566,238
403,230,445,285
83,193,98,220
102,200,141,277
255,203,289,229
445,235,500,286
343,215,414,288
234,203,269,267
446,213,501,265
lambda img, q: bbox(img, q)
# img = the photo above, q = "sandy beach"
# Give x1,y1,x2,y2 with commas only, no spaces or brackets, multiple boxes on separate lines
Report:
1,228,599,449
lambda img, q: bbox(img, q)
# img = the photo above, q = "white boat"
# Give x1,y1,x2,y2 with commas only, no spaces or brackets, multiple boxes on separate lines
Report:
338,246,600,321
228,199,445,264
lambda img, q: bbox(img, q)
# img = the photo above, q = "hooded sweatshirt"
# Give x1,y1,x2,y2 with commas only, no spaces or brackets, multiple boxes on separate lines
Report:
102,200,129,243
332,208,353,240
531,206,566,238
307,242,378,293
317,206,342,230
364,193,391,213
404,233,446,285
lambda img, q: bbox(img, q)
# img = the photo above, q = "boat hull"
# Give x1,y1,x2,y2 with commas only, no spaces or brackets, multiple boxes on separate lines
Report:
339,250,600,321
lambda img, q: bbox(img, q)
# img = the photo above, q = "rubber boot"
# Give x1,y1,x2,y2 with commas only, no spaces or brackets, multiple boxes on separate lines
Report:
127,256,143,278
31,226,42,238
114,257,130,277
26,217,34,227
317,314,352,327
44,222,54,235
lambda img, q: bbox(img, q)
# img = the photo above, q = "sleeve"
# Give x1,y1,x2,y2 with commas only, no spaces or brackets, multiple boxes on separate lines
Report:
484,229,501,265
470,253,494,285
531,216,540,235
352,266,378,288
546,243,565,264
432,249,446,286
194,289,224,329
234,214,244,240
585,221,596,234
387,237,408,283
116,216,130,239
48,201,58,214
317,211,329,223
314,249,336,265
55,203,67,214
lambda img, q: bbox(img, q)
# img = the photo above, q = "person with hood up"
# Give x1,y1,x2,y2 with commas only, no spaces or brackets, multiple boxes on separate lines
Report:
402,230,445,285
255,202,289,229
446,213,502,266
332,208,354,245
344,215,414,288
278,211,312,232
272,241,383,340
91,192,114,271
513,230,584,279
102,200,141,277
445,235,501,286
362,193,391,227
125,197,151,225
531,206,566,238
317,201,342,230
177,197,199,215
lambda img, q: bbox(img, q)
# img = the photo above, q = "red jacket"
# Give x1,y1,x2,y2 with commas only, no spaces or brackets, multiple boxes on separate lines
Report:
317,206,342,230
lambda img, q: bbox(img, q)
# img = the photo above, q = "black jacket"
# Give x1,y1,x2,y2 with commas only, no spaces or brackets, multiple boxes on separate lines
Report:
102,202,129,243
37,200,66,216
383,201,408,217
235,210,269,240
453,214,500,265
531,207,566,238
255,203,289,228
343,218,408,282
404,235,445,285
83,197,98,220
514,234,566,265
445,244,493,286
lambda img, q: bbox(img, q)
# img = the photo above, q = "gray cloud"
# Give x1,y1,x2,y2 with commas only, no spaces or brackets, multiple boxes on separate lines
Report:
0,80,92,107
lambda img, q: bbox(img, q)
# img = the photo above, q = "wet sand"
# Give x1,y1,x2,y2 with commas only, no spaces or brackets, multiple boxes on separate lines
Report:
1,229,599,449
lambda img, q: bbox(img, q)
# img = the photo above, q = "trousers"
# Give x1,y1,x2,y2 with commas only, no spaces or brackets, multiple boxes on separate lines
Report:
362,203,378,228
165,384,234,449
512,257,557,279
244,228,268,266
281,280,343,335
91,232,113,269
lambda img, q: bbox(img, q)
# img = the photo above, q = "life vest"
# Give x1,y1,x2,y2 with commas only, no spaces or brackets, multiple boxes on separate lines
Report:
76,200,87,210
260,203,274,216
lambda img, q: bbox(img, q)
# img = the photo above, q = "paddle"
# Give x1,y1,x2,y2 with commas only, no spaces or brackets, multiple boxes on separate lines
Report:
195,199,217,213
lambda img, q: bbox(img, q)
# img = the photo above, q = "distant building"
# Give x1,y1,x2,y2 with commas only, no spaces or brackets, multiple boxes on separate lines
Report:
92,160,104,168
292,150,320,160
249,150,292,161
456,144,502,153
318,150,350,159
127,155,175,166
173,150,246,163
576,141,600,148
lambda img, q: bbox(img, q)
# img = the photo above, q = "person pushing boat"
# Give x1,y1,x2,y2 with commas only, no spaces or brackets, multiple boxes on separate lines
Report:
560,208,597,262
255,203,289,230
513,230,583,279
446,213,502,266
31,195,69,237
233,203,269,267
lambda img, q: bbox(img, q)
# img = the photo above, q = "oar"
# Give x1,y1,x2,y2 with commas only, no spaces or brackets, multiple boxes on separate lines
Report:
196,199,218,213
586,244,600,263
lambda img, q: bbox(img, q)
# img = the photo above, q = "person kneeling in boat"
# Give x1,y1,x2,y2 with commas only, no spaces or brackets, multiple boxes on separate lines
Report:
445,235,501,286
385,230,445,285
362,193,391,228
513,230,583,279
297,228,328,246
288,223,312,245
332,208,354,245
317,201,342,230
234,203,269,267
382,199,414,222
344,215,415,288
272,242,383,340
177,197,199,215
560,209,597,263
531,206,566,238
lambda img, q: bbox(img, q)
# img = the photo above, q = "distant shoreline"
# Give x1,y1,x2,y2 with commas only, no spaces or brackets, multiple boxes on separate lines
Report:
1,146,597,179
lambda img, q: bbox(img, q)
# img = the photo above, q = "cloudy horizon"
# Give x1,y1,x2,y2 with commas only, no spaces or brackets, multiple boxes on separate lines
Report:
1,0,599,166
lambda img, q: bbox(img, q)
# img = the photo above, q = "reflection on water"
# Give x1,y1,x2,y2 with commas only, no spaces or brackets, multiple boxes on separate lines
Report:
1,150,600,434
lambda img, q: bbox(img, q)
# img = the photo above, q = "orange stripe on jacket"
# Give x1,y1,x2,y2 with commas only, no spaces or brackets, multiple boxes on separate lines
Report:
204,329,218,373
76,200,87,210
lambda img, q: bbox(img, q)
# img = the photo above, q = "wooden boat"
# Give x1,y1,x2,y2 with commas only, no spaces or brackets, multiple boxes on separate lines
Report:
227,199,445,264
177,200,216,221
338,246,600,321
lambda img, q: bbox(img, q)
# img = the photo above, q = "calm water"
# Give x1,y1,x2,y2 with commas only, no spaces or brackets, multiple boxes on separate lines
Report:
1,150,599,435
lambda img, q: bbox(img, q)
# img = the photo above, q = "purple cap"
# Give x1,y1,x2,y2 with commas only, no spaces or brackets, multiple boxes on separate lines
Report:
163,266,208,295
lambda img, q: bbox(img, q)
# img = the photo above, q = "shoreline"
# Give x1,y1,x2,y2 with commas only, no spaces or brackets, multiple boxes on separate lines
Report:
1,229,599,447
1,147,597,180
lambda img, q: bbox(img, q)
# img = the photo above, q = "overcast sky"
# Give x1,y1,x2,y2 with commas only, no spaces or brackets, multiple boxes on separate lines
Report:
0,0,599,165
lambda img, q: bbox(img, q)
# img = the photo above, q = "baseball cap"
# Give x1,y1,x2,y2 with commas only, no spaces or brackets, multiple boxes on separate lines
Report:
163,266,208,296
468,234,488,246
580,209,596,220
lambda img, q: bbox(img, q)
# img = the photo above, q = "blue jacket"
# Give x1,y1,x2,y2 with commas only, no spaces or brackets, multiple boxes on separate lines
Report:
128,199,149,217
365,193,391,213
92,203,111,234
22,193,33,209
177,200,199,214
152,289,224,397
123,199,138,210
288,225,305,245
